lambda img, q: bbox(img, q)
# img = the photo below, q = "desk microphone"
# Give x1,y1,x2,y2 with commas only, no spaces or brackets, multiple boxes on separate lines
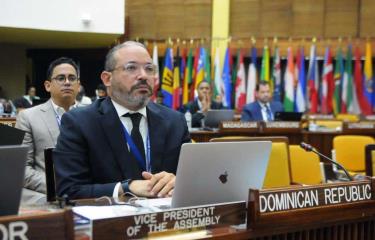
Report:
300,142,353,181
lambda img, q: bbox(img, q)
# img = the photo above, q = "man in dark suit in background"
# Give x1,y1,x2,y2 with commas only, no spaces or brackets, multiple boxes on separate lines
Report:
54,41,191,200
184,81,223,127
241,81,284,122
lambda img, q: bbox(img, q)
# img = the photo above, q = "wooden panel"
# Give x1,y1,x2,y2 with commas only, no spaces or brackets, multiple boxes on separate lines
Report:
292,0,324,37
230,0,261,38
324,0,359,37
360,0,375,37
126,0,156,39
155,0,185,39
184,0,212,39
260,0,293,37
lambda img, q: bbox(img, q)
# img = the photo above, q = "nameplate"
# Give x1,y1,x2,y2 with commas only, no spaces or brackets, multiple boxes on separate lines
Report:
345,122,375,129
264,121,300,129
0,118,16,127
91,202,246,240
219,121,258,132
0,209,73,240
256,181,372,213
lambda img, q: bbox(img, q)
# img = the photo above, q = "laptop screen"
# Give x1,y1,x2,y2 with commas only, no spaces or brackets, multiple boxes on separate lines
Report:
172,141,272,208
204,110,234,128
274,111,303,121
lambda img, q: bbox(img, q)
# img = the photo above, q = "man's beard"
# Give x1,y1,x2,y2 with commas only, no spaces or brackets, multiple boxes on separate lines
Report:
112,80,153,110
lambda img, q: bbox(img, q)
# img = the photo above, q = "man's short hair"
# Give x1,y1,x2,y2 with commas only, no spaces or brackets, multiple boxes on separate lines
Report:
96,83,106,91
255,81,270,91
197,81,211,89
104,41,147,72
46,57,80,80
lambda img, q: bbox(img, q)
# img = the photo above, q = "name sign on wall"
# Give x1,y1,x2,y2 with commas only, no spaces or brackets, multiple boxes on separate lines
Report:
258,181,372,213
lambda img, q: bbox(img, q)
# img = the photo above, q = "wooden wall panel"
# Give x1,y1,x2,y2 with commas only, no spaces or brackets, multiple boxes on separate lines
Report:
360,0,375,37
324,0,358,37
126,0,156,39
230,0,261,38
155,0,185,39
260,0,293,37
292,0,324,37
183,0,212,39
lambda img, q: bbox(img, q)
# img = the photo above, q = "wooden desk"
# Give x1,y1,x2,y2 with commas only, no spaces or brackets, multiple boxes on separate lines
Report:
0,117,16,127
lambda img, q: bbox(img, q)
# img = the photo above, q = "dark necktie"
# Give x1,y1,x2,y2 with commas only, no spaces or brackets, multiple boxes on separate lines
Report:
265,105,273,121
125,113,146,163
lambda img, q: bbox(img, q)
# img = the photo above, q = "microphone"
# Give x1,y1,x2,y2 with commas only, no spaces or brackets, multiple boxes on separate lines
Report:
300,142,353,181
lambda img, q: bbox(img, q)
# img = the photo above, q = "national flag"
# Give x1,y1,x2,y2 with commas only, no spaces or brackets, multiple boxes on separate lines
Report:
321,47,334,114
204,48,211,84
272,46,281,102
295,47,306,112
246,47,257,104
222,47,232,108
172,47,181,110
189,47,200,101
342,45,360,114
354,47,372,115
235,49,246,111
284,47,295,111
213,47,223,100
161,48,174,107
183,48,193,105
194,47,206,94
151,44,159,102
307,44,319,113
363,42,374,115
179,47,186,105
333,47,344,114
260,46,270,85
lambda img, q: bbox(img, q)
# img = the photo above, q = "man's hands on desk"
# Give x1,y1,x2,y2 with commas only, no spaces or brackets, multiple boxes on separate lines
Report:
129,171,175,198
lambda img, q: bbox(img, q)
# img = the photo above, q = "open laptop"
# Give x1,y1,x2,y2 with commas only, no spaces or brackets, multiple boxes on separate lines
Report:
204,109,234,128
274,111,303,121
171,141,271,208
0,145,28,216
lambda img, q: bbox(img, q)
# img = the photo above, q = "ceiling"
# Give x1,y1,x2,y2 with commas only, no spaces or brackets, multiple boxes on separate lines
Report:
0,27,122,49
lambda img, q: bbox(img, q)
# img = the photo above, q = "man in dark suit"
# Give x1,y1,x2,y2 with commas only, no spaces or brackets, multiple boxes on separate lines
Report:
54,41,191,200
184,81,223,127
241,81,284,121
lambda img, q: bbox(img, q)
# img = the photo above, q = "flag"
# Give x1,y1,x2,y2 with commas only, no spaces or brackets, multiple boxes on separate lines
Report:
321,47,334,114
235,49,246,111
342,45,360,114
307,44,319,113
272,46,281,102
284,47,295,111
295,47,306,112
231,50,239,105
161,48,173,107
246,47,257,104
222,47,232,108
183,48,193,105
363,42,374,115
213,47,223,100
260,46,270,84
204,48,211,84
354,47,372,115
151,44,159,102
333,47,344,114
189,47,200,101
179,47,186,106
194,47,206,94
172,47,181,110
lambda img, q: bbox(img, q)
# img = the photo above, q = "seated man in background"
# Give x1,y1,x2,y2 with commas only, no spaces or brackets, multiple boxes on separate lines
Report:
184,81,223,128
241,81,283,122
15,57,80,204
54,41,191,200
92,83,108,101
13,86,40,112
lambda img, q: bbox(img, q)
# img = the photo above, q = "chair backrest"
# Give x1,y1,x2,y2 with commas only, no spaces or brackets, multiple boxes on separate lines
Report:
289,145,323,185
333,135,375,172
44,148,56,202
209,136,292,189
365,144,375,176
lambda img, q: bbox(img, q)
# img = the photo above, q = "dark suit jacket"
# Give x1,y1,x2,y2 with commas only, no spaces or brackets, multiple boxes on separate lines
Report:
184,99,223,127
54,97,191,199
241,101,284,121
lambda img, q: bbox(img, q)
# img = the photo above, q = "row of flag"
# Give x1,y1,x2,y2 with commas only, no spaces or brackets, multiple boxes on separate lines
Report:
152,42,375,115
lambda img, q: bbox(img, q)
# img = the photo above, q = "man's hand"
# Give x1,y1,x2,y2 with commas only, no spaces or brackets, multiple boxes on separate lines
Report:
128,171,175,198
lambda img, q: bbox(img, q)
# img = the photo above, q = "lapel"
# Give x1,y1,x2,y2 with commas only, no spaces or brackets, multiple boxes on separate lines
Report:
255,102,263,120
146,102,167,173
97,98,134,178
40,99,60,145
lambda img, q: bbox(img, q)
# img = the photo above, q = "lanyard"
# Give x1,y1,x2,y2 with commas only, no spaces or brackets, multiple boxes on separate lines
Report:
121,123,151,172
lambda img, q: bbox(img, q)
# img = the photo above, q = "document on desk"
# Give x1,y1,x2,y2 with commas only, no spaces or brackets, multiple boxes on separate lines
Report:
73,205,148,220
134,197,172,211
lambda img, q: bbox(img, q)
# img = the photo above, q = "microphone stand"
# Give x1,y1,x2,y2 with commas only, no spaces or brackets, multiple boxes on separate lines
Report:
300,142,353,181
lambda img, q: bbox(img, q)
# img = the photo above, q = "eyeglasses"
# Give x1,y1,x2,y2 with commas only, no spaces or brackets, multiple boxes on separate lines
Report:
51,75,79,84
110,63,157,76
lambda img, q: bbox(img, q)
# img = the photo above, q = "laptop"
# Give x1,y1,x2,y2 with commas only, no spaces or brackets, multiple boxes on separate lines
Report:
0,124,25,146
0,145,28,216
274,111,303,121
171,141,272,208
204,109,234,128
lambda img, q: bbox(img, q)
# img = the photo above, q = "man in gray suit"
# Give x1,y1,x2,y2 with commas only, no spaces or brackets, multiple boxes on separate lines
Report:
15,57,80,204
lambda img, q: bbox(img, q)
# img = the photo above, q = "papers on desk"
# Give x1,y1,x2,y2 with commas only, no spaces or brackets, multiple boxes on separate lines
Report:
135,197,172,212
73,205,146,220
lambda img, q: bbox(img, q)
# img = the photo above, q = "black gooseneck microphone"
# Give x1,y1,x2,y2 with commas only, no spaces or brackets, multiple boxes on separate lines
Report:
300,142,353,181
